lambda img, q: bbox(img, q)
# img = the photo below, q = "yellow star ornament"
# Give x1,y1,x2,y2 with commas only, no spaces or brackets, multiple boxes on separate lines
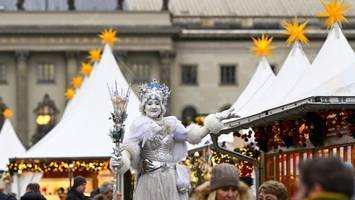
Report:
3,108,13,119
65,88,75,100
88,49,101,63
250,35,276,57
99,28,118,46
72,76,83,89
283,17,309,45
80,63,93,76
317,0,351,29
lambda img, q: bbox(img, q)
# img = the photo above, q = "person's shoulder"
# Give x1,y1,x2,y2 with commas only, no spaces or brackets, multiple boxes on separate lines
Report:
0,192,10,200
131,115,151,127
7,195,17,200
164,116,181,124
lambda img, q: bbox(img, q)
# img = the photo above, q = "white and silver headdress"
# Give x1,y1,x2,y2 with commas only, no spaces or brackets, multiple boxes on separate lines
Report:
138,80,170,106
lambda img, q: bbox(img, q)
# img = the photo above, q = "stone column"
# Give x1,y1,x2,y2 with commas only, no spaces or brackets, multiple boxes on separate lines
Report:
65,52,78,89
15,51,29,145
159,51,175,114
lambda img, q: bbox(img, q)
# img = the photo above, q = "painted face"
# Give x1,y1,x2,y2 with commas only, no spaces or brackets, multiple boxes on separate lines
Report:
144,98,162,119
216,186,239,200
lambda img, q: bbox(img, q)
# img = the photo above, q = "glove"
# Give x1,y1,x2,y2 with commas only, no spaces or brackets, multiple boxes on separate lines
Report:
214,108,239,121
205,108,239,134
110,150,131,175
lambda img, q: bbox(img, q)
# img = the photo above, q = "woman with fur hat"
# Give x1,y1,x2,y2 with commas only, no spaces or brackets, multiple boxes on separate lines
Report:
110,80,237,200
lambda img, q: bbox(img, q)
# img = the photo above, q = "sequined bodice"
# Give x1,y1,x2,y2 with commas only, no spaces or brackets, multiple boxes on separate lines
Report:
141,123,174,163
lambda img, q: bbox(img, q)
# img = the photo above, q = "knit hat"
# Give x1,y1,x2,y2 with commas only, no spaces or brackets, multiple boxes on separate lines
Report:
210,163,240,191
73,176,87,188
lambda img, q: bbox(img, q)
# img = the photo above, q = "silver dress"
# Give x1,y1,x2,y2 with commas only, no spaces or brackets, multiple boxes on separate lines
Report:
133,122,188,200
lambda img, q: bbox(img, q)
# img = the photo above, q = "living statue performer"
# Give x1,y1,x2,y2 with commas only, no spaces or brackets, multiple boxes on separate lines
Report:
110,80,236,200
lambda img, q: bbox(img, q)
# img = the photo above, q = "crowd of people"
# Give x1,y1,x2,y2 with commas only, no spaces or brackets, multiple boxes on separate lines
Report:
0,156,353,200
1,82,354,200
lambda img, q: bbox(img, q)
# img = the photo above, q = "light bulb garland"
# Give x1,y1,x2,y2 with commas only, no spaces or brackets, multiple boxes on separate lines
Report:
8,159,109,174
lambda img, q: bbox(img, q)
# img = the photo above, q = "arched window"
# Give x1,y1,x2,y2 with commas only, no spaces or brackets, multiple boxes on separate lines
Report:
181,106,197,126
32,94,59,145
0,97,8,129
219,104,231,112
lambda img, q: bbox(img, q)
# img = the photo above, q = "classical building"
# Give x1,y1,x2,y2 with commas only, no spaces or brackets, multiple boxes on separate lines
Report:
1,0,355,147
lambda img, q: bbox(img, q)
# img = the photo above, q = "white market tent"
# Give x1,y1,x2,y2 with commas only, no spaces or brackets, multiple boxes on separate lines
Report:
246,42,311,116
0,119,26,171
234,57,276,117
16,44,141,159
188,57,275,151
285,24,355,103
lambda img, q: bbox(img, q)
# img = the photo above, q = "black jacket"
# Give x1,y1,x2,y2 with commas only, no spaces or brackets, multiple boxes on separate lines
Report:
66,189,89,200
0,192,17,200
20,192,46,200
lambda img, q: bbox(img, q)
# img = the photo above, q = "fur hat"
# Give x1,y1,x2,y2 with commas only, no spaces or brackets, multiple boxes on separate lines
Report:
73,176,87,188
210,163,240,191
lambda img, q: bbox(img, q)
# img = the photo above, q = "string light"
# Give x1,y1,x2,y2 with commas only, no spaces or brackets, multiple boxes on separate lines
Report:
8,160,109,174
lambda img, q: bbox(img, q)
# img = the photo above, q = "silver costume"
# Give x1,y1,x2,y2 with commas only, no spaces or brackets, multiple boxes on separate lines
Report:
123,115,189,200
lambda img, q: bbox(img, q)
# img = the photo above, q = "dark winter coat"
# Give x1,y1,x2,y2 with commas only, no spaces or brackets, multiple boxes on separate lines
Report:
20,192,46,200
0,192,17,200
66,188,89,200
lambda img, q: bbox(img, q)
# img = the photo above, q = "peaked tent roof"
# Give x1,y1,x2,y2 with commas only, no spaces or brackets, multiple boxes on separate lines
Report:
234,57,275,117
306,60,355,96
286,24,355,103
17,45,141,159
0,119,26,170
247,42,311,116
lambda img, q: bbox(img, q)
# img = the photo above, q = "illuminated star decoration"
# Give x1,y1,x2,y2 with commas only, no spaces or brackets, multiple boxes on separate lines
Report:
283,17,309,45
3,108,13,119
317,0,351,29
80,63,93,76
65,88,75,100
99,28,118,46
250,34,276,57
88,49,101,63
72,76,83,89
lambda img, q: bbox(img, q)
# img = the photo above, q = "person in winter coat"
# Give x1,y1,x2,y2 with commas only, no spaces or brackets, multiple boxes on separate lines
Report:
66,176,89,200
20,183,46,200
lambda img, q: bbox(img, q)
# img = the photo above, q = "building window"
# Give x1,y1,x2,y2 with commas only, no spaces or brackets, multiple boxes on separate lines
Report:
220,65,237,85
131,63,151,84
32,94,59,145
181,65,198,85
0,97,8,129
181,106,197,125
219,104,231,112
0,64,7,84
37,63,55,83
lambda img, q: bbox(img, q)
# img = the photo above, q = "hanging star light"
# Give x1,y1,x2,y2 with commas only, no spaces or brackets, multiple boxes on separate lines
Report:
99,28,118,46
283,17,309,45
65,88,75,100
80,62,93,76
88,49,101,63
3,108,13,119
72,76,83,89
250,34,276,57
317,0,350,29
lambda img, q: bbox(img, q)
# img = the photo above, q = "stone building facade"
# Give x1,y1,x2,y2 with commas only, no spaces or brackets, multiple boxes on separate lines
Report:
0,0,355,146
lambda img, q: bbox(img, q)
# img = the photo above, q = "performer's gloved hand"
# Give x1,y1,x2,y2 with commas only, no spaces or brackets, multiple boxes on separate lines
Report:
214,108,239,121
204,108,239,134
110,150,131,175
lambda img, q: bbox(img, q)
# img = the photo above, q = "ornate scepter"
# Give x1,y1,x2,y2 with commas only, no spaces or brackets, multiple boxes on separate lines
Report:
108,81,130,199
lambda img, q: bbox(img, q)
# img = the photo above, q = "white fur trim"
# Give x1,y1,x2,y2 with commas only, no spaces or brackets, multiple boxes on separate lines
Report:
187,124,204,144
121,143,141,172
205,114,224,134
